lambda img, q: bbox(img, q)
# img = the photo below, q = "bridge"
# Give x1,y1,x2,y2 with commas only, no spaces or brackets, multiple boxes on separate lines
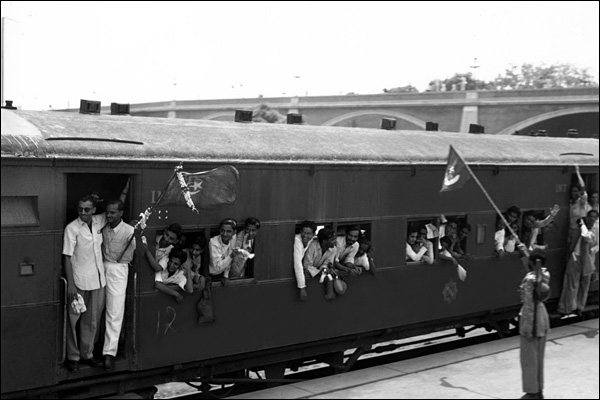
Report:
129,87,598,137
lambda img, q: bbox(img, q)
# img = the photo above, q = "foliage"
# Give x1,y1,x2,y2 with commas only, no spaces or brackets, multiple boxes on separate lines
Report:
491,63,598,90
252,104,286,123
388,63,599,93
428,72,494,91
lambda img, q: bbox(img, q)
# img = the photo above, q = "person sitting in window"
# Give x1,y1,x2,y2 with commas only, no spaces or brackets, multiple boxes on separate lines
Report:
145,247,193,304
182,235,207,291
523,206,560,251
302,227,337,280
230,217,260,279
209,218,240,285
438,236,459,267
333,225,361,277
505,222,521,254
417,224,435,264
293,220,317,301
354,237,377,275
453,223,474,260
440,218,459,253
406,225,433,263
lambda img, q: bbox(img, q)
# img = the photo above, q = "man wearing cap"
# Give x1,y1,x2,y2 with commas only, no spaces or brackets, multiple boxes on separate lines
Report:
517,248,551,400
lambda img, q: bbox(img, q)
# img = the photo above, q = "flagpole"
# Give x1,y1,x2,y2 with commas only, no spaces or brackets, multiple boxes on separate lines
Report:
116,163,182,263
449,146,529,257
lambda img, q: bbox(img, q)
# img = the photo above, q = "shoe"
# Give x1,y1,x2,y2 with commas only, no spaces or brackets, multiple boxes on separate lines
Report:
520,393,543,399
104,355,115,370
64,359,79,372
80,357,104,368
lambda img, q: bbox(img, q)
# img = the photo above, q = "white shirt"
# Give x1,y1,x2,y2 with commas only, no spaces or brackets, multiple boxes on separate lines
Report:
63,213,107,290
293,234,313,289
102,220,136,264
155,268,188,291
209,235,236,277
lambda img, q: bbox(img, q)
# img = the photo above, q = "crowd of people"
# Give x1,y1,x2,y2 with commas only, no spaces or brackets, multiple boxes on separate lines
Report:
60,165,598,387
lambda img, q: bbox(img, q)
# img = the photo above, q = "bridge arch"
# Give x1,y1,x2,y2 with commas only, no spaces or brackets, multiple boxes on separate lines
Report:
322,110,426,129
495,106,599,135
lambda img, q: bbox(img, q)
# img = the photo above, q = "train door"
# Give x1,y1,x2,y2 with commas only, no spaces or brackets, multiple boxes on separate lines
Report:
63,173,135,370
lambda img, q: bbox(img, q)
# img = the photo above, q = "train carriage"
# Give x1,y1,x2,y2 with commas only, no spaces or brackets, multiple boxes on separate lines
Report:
1,107,598,398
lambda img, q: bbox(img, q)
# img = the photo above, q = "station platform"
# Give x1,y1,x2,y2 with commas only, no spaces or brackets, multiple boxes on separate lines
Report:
229,318,599,399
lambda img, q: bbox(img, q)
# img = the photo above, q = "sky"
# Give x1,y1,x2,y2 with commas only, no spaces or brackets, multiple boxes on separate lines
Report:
1,1,599,111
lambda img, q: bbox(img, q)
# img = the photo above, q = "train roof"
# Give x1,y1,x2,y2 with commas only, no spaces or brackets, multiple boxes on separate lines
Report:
1,108,598,166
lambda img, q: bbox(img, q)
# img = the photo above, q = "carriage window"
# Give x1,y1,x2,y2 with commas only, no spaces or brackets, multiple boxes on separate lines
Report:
208,224,255,282
1,196,39,227
406,218,437,265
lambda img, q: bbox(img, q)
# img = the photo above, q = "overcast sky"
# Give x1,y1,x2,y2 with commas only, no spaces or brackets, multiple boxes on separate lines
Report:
2,1,598,111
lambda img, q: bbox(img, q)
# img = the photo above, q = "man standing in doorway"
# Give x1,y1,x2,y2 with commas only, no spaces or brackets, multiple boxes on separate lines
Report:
101,179,134,370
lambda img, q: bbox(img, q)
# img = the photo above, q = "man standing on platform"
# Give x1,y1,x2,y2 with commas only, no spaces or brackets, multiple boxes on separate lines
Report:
517,247,551,400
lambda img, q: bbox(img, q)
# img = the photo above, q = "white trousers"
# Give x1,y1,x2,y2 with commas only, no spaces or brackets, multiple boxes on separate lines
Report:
103,261,129,357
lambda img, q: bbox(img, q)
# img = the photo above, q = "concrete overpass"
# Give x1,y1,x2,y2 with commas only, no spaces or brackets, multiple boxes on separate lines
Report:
129,87,598,137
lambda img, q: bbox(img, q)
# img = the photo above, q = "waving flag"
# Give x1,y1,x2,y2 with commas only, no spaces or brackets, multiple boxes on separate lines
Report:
159,165,239,212
440,145,471,192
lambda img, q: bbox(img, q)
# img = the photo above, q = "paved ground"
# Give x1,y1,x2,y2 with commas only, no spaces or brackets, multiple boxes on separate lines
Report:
229,318,599,399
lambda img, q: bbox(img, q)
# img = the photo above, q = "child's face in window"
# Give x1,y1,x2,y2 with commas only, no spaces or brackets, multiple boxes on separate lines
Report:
407,232,418,245
162,230,178,246
357,242,370,257
167,257,182,273
245,224,259,239
191,244,203,259
446,222,457,236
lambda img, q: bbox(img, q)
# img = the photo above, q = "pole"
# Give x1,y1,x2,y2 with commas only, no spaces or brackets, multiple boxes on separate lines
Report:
116,164,182,262
450,146,529,257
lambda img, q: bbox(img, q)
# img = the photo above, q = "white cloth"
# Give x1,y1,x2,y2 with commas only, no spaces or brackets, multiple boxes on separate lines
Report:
103,261,129,356
293,234,313,289
355,253,370,271
71,293,87,314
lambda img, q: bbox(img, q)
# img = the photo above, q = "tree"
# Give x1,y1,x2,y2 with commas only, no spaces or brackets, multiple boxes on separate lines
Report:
492,63,598,90
252,104,286,123
428,72,493,91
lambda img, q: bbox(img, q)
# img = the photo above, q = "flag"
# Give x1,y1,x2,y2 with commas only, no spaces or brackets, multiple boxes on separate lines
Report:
440,145,471,192
159,165,239,212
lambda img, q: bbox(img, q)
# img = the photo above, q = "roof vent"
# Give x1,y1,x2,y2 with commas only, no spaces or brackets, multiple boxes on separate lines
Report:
111,103,130,115
566,129,579,138
80,99,101,114
380,118,396,130
1,100,17,109
425,121,439,131
234,109,253,123
468,124,485,134
287,113,303,124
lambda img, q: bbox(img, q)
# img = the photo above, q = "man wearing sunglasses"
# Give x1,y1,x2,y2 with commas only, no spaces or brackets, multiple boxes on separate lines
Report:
62,182,130,372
